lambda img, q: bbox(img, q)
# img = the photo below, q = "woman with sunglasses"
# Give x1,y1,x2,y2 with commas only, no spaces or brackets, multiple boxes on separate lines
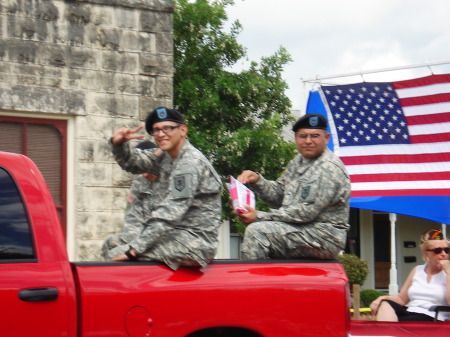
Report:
370,229,450,322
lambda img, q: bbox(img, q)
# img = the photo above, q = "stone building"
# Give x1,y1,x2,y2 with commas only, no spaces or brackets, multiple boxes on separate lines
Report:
0,0,175,260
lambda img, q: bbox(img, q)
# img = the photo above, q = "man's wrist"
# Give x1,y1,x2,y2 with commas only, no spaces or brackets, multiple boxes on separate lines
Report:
124,248,137,260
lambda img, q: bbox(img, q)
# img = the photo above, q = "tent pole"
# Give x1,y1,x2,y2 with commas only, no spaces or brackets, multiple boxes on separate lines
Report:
301,59,450,83
389,213,399,295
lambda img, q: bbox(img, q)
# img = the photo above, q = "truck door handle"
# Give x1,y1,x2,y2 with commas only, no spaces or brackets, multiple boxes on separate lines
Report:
18,287,59,302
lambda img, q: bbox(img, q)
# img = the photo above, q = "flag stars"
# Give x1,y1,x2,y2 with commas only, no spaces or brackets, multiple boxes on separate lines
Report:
321,82,410,147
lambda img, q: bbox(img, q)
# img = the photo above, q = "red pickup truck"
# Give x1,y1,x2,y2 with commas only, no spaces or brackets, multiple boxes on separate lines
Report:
0,151,448,337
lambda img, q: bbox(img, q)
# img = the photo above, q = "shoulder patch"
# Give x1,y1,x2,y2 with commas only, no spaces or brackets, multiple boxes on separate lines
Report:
127,193,137,204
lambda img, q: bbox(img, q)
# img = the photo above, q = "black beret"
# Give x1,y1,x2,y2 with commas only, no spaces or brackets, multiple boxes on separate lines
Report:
145,107,185,134
292,113,327,132
135,140,156,150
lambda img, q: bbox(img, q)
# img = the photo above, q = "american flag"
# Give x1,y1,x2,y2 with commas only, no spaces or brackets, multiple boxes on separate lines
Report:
319,73,450,198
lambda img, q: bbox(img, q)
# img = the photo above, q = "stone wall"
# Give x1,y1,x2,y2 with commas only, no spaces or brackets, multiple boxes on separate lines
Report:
0,0,175,260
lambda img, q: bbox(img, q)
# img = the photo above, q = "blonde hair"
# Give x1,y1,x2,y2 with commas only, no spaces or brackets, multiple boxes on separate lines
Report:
419,229,450,259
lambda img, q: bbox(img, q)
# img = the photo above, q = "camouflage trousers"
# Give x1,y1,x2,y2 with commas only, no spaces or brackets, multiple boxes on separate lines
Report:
101,233,204,270
240,221,348,260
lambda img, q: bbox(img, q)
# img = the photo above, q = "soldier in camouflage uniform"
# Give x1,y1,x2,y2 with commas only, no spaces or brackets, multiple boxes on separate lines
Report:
101,141,160,260
108,107,222,270
236,113,351,260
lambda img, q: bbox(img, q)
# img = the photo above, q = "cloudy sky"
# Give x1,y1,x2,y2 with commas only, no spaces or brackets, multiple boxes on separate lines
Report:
225,0,450,112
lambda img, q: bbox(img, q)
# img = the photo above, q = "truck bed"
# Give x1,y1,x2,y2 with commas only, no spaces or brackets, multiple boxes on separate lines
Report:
73,259,349,337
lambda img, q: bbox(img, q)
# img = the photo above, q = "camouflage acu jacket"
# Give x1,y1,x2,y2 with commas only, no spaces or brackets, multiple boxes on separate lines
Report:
111,140,222,268
251,148,351,227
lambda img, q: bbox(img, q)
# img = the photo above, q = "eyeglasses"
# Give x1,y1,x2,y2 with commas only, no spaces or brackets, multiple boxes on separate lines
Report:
426,247,450,254
150,125,181,136
297,134,322,140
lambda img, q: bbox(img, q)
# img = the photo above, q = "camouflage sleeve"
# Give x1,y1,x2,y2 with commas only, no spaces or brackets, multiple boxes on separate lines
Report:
111,141,162,175
250,172,287,208
128,160,222,254
256,161,350,224
124,177,141,213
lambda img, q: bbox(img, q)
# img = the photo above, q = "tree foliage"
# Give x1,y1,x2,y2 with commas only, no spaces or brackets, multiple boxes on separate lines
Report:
173,0,297,224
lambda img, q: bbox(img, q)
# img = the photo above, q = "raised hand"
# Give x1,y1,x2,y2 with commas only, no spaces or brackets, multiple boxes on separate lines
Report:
111,125,145,145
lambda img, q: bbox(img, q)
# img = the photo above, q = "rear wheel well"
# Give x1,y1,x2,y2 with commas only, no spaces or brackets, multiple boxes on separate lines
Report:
186,327,263,337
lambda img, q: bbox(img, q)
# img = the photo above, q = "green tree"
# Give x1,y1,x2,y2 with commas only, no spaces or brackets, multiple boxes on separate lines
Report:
173,0,297,227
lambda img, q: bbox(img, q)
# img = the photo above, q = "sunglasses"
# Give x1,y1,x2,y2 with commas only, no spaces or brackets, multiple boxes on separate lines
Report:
426,247,450,254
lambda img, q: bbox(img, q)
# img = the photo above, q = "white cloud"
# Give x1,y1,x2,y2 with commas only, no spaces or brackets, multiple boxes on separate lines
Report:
225,0,450,110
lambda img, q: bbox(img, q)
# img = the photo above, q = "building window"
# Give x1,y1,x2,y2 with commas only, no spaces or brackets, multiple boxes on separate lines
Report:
0,117,67,236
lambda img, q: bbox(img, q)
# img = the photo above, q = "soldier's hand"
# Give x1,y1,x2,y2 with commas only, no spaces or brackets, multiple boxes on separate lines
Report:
111,125,145,145
237,170,260,184
236,205,257,225
111,253,129,261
